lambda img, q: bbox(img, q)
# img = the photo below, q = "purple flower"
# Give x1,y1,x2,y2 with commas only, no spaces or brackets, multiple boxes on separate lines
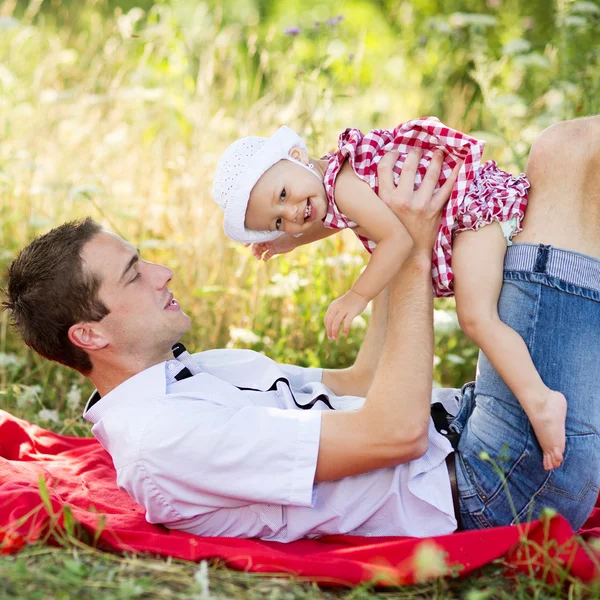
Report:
284,27,301,36
522,16,535,30
327,15,344,26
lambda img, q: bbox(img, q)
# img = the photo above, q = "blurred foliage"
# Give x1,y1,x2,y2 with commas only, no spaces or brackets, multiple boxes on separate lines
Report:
0,0,598,431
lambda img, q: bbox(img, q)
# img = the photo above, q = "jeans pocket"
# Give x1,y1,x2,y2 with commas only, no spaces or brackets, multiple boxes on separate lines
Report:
516,432,600,531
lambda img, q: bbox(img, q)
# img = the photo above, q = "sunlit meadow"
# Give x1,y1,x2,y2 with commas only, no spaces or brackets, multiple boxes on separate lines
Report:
0,0,599,597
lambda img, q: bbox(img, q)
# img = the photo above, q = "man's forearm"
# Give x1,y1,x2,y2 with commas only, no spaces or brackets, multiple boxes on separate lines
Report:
322,286,389,398
362,250,434,449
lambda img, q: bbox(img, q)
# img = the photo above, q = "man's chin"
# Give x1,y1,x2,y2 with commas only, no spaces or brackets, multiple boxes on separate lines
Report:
178,311,192,333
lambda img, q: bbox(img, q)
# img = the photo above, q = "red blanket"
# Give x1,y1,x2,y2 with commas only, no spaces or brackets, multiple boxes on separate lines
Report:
0,409,598,587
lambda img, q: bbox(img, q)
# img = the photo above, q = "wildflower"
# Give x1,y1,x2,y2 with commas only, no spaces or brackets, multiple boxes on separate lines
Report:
413,540,448,582
351,315,367,330
522,16,535,30
16,385,42,408
540,507,557,520
325,253,363,268
0,17,20,32
229,328,261,345
264,272,309,297
38,409,60,424
66,384,82,411
284,27,301,36
194,560,210,598
327,15,344,26
433,309,459,334
0,353,24,369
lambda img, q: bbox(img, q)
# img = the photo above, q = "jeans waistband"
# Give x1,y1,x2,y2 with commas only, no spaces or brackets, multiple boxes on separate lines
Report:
505,244,600,293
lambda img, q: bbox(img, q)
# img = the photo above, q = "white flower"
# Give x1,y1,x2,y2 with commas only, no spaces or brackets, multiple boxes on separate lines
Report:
264,272,309,298
229,327,261,345
38,409,60,424
0,353,25,368
194,560,210,598
433,309,459,334
350,315,367,329
324,253,363,268
16,385,42,408
66,384,82,411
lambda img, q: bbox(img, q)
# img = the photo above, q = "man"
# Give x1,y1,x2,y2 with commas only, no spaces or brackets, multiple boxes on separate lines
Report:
5,116,600,540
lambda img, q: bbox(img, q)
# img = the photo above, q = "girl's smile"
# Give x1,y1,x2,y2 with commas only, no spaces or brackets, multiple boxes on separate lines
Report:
245,157,329,235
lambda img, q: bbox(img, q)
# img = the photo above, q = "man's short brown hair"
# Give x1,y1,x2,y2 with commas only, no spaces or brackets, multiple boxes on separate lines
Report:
3,217,109,374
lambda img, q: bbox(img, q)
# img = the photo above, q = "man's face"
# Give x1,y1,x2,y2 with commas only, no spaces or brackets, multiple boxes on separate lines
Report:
81,230,191,363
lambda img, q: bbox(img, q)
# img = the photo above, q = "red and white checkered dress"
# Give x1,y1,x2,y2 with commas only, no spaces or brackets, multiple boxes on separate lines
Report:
322,117,530,297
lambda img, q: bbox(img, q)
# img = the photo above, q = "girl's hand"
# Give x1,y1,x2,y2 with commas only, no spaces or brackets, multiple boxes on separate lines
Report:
246,234,298,262
324,290,369,340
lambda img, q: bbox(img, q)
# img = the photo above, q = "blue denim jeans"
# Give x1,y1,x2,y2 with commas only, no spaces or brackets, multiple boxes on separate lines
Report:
452,243,600,532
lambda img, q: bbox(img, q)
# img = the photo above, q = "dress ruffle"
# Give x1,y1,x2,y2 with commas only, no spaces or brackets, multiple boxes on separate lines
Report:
455,160,530,236
319,118,530,297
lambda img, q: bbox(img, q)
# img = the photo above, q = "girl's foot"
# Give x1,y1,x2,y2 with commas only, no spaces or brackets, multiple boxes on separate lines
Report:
527,390,567,471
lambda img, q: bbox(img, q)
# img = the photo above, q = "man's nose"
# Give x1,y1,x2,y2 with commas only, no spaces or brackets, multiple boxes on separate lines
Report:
149,263,173,288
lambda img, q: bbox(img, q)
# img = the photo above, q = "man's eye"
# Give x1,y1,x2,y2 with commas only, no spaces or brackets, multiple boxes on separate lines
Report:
279,188,286,202
275,217,282,230
130,272,141,283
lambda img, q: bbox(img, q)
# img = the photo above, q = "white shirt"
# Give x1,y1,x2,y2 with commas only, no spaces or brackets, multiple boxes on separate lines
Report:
83,349,459,542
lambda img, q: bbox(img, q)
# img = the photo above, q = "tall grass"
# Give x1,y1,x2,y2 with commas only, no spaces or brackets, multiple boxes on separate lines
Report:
1,1,599,596
0,0,598,429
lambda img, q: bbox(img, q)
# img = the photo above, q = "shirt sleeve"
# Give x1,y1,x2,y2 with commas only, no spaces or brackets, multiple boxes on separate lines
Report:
138,402,322,510
277,363,323,389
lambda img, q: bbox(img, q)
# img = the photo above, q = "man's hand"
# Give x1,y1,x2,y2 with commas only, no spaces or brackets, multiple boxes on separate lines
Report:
324,289,369,340
377,149,461,252
246,234,298,262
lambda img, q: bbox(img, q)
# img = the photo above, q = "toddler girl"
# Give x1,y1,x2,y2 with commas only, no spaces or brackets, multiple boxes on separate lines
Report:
212,117,567,471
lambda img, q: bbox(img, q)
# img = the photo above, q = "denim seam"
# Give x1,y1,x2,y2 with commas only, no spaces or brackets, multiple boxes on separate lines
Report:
512,434,599,522
466,399,532,506
542,481,599,502
513,474,566,525
485,447,532,507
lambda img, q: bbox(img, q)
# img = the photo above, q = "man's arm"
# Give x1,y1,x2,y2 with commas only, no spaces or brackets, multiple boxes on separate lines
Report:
315,150,460,482
321,153,411,398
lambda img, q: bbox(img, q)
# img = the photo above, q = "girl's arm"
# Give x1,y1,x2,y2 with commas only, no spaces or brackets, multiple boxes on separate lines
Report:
324,161,414,339
249,221,338,262
322,286,389,398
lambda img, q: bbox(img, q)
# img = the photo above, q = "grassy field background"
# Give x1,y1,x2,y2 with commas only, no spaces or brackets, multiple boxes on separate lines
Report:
1,0,599,597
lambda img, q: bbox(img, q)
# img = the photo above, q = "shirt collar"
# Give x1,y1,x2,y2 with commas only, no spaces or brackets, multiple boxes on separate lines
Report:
83,361,167,425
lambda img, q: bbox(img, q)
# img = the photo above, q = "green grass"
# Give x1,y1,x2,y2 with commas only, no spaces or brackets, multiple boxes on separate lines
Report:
3,537,600,599
1,0,600,597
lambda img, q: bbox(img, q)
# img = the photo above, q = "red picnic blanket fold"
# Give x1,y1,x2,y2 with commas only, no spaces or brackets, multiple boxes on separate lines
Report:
0,409,598,587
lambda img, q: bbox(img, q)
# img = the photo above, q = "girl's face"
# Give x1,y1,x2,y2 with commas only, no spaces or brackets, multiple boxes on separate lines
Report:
245,159,328,235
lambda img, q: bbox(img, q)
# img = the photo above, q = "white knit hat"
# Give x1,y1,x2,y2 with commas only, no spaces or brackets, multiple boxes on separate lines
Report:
212,126,308,244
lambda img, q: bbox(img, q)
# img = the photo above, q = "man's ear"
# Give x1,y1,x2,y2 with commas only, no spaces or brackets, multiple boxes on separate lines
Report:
288,146,309,163
68,323,109,352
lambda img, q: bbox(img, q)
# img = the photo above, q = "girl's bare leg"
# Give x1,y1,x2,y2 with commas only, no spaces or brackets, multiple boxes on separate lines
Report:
453,222,567,470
